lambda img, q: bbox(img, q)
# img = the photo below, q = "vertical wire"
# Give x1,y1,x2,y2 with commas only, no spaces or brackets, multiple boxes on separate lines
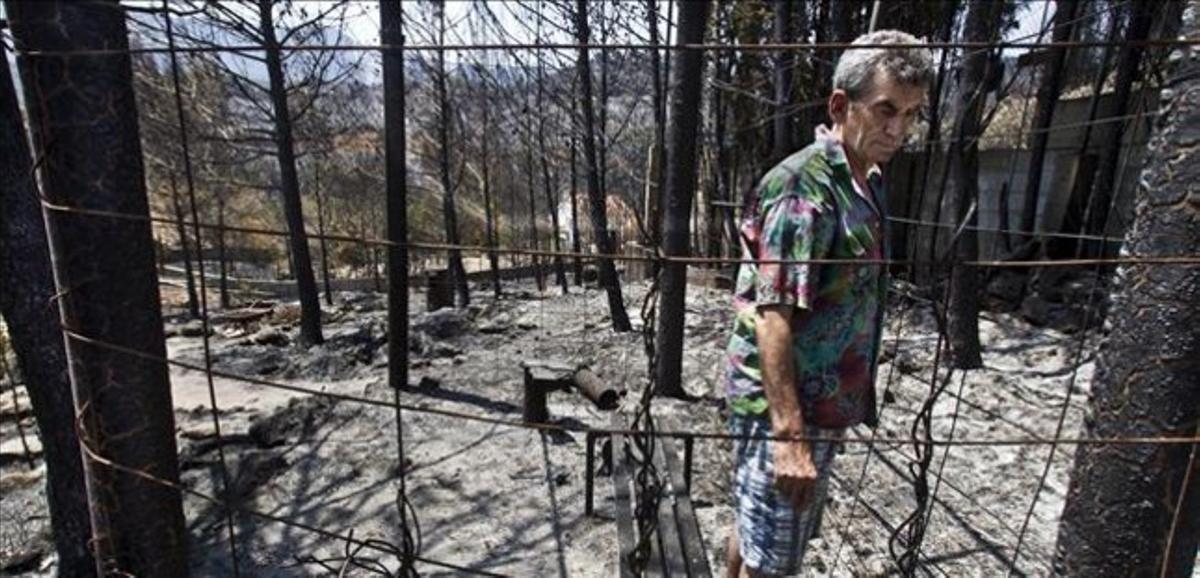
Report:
161,3,241,574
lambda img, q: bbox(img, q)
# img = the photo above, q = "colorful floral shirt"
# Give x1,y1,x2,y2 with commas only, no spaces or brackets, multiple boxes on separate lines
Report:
722,127,888,429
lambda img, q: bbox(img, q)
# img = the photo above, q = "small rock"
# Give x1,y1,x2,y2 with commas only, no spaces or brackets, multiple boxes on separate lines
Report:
478,316,511,334
250,327,289,347
430,341,462,358
177,319,210,337
418,376,441,390
413,308,471,339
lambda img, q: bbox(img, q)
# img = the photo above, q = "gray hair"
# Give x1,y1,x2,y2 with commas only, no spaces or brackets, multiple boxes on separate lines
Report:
833,30,934,100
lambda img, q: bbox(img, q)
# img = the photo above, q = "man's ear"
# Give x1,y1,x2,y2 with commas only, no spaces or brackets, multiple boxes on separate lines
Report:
828,90,849,125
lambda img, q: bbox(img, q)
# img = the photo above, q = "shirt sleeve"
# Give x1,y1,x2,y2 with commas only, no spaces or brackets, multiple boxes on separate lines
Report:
754,190,833,310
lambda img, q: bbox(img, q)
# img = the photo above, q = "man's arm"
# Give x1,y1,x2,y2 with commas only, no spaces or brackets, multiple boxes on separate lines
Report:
756,304,819,509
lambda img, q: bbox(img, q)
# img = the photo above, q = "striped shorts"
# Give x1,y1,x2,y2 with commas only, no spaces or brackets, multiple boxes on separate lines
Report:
730,414,841,576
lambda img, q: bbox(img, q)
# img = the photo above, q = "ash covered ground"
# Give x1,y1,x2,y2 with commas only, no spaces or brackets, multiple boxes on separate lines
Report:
2,277,1103,577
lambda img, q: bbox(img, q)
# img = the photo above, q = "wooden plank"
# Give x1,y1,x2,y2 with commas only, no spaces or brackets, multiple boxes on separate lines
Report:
658,423,714,577
650,438,690,576
609,416,638,578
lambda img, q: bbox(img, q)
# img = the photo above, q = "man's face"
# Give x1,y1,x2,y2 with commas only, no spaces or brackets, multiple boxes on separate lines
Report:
832,70,927,165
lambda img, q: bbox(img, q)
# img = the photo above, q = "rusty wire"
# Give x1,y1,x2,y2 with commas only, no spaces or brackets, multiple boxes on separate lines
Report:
33,200,1200,268
55,326,1200,449
9,38,1200,58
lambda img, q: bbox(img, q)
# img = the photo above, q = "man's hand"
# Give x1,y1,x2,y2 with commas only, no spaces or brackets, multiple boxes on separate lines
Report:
773,436,819,509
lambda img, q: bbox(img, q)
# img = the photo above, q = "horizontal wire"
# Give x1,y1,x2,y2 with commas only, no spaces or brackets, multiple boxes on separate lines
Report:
10,38,1200,58
39,201,1200,267
61,327,1200,448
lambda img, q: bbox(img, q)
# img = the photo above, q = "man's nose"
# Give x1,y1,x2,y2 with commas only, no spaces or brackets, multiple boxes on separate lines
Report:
886,116,906,139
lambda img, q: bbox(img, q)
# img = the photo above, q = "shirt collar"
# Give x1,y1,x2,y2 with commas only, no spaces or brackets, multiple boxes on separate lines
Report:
814,124,883,181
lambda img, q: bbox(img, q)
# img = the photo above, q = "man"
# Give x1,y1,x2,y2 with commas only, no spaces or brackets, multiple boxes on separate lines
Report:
723,31,932,577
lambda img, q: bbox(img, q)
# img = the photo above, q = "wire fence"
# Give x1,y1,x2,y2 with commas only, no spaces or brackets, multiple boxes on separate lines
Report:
3,2,1197,577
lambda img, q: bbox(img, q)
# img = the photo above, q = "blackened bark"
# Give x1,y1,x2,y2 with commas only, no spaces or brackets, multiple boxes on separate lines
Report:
904,0,957,279
314,162,333,306
569,91,584,286
479,67,501,298
381,0,408,415
1081,0,1154,251
772,0,795,161
574,0,631,332
1053,13,1119,260
7,1,188,574
168,172,200,318
1055,12,1200,574
654,0,711,396
434,1,469,307
525,129,544,292
645,0,666,261
1018,0,1077,242
258,0,323,345
0,37,97,578
535,13,568,295
947,0,1003,369
216,191,231,308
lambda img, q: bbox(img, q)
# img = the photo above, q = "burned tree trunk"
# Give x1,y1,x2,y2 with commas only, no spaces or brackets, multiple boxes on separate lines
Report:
258,0,323,344
569,89,584,287
1081,0,1154,252
7,0,188,574
525,127,544,292
536,12,568,295
168,172,200,318
434,0,469,307
1054,14,1200,575
1018,0,1077,246
654,0,712,397
216,190,231,309
772,0,795,161
381,0,409,411
947,0,1003,369
314,162,334,306
574,0,631,332
645,0,666,262
479,66,502,298
0,38,96,578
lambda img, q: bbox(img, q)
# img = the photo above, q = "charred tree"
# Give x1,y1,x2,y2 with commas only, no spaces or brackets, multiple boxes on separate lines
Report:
525,123,544,292
645,0,666,264
7,1,188,574
167,172,200,318
381,0,408,392
434,0,470,307
1054,13,1200,574
1018,0,1078,248
258,0,324,344
947,0,1004,369
536,16,568,295
215,189,231,309
574,0,631,332
0,38,97,578
772,0,796,161
313,162,334,306
1081,0,1154,252
654,0,712,397
478,65,502,298
569,86,584,286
